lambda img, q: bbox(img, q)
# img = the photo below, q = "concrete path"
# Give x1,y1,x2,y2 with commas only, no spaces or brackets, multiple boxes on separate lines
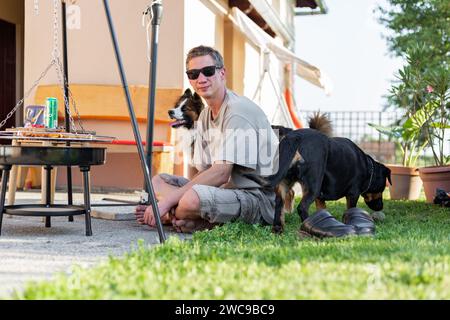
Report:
0,190,190,298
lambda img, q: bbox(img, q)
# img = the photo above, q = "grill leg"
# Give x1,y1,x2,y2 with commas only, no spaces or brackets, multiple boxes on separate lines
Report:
45,216,51,228
0,166,11,236
68,166,74,222
80,166,92,236
44,166,52,228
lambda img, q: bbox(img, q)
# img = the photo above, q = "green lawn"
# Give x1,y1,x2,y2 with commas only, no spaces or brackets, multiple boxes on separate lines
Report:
12,197,450,299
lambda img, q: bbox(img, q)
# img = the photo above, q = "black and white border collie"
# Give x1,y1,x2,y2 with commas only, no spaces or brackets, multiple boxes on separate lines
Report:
168,88,204,130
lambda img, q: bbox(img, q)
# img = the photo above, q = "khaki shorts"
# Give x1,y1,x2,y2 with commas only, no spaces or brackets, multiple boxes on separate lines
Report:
159,173,268,224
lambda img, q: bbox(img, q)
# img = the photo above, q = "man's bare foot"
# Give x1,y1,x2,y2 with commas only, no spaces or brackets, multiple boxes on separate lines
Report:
171,218,218,233
135,205,147,225
134,204,172,225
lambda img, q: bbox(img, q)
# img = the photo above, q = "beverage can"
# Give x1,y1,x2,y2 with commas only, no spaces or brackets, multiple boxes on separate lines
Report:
45,97,58,129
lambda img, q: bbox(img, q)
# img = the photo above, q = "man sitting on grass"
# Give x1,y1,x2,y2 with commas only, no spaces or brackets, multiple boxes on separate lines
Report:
135,45,279,233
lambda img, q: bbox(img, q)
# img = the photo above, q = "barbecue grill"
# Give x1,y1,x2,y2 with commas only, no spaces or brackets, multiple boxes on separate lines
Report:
0,127,114,236
0,145,106,236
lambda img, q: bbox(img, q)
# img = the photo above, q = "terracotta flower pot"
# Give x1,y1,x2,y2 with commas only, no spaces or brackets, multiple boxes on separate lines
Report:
418,165,450,203
387,165,423,200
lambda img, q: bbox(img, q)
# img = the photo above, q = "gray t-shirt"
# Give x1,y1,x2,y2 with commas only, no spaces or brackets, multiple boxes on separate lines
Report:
192,90,279,223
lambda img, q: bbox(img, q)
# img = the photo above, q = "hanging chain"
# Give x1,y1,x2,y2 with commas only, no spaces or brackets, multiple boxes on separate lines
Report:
64,77,85,132
52,0,61,59
51,0,77,133
69,92,86,132
54,57,78,133
51,0,84,133
55,56,85,133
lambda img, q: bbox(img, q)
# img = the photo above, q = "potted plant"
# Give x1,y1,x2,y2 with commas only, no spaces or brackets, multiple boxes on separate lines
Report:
369,118,426,200
369,48,429,200
416,66,450,202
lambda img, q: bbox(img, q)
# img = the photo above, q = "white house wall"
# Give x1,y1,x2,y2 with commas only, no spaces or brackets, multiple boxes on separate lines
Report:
24,0,186,107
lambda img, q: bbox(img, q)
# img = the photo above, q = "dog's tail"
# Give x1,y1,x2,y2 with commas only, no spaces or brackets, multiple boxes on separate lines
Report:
267,135,302,187
308,112,332,137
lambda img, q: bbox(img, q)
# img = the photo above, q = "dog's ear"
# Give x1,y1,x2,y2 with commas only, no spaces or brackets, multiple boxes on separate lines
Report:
192,92,204,114
193,92,202,101
184,88,192,96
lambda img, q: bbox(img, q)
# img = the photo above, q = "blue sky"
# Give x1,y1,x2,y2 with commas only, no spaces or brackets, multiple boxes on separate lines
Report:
294,0,405,112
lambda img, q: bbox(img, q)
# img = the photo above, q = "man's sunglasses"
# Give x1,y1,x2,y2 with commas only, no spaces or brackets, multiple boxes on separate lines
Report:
186,65,221,80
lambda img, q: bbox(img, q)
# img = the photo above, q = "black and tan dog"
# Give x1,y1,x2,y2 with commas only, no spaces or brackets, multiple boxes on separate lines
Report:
268,113,392,236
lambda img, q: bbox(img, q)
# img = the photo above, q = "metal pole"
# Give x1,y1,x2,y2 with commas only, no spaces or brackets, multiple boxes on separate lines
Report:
144,1,163,192
61,1,74,211
103,0,166,243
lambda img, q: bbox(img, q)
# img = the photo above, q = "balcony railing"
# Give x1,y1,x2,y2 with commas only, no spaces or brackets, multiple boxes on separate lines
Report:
299,110,448,167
